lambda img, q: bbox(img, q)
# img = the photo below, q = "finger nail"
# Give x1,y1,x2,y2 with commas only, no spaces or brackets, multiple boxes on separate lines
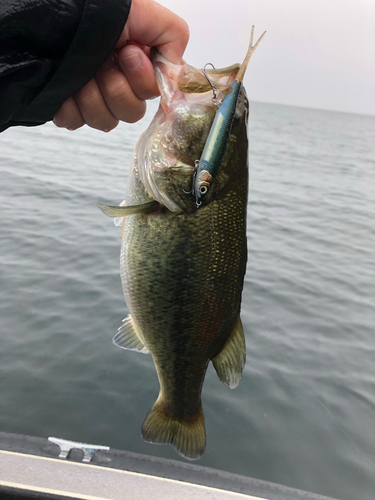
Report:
123,50,141,71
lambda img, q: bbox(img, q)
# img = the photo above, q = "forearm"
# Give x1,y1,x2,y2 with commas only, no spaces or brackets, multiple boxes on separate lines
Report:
0,0,131,132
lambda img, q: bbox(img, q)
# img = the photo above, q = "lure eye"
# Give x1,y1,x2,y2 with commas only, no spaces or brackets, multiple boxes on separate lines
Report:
200,185,208,195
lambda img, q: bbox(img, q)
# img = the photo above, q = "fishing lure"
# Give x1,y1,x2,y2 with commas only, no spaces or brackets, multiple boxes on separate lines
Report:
192,26,266,208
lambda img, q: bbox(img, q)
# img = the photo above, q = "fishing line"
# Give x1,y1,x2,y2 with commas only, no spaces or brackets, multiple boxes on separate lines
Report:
258,319,375,468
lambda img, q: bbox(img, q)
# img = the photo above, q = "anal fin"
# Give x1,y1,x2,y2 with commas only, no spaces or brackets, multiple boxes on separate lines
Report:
113,315,150,354
212,315,246,389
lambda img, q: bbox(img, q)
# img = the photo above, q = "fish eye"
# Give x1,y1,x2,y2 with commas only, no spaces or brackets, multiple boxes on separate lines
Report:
200,185,208,195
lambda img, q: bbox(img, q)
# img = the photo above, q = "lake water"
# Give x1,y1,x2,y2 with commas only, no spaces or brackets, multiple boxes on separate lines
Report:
1,101,374,500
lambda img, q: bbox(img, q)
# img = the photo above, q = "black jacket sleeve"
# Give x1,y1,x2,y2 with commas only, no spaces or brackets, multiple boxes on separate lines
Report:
0,0,132,132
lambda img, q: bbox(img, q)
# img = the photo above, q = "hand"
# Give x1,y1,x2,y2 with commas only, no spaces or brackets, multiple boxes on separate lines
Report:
53,0,189,132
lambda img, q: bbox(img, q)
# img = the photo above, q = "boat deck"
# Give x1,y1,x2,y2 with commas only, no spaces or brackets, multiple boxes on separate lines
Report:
0,432,339,500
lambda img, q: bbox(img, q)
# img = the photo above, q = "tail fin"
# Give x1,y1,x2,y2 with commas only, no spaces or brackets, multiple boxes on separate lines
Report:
141,397,206,460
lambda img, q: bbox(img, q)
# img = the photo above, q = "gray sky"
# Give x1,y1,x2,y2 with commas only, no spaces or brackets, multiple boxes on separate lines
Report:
158,0,375,116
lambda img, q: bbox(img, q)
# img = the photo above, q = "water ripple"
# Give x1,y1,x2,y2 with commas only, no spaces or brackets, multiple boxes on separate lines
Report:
1,102,375,500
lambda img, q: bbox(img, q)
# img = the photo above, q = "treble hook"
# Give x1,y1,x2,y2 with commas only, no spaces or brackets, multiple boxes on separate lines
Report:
202,63,221,107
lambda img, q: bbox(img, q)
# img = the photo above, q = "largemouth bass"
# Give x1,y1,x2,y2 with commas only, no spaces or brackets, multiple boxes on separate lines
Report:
100,31,264,460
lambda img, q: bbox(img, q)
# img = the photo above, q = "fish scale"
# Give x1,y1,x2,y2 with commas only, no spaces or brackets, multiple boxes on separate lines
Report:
122,198,246,403
98,34,263,459
121,114,248,456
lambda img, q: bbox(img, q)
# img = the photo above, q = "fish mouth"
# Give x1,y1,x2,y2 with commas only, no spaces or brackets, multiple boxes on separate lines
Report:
151,48,239,97
133,50,246,213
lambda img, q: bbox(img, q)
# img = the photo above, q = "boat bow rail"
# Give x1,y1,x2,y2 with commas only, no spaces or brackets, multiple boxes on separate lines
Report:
0,432,340,500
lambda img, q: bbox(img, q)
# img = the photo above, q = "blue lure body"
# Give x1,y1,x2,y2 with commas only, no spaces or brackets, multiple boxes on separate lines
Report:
192,26,265,208
193,80,242,207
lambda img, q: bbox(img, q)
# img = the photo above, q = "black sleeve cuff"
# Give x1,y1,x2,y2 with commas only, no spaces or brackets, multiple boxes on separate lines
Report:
0,0,131,131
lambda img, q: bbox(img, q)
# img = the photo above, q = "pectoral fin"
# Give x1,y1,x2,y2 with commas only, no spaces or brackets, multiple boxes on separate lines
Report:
113,315,150,354
212,315,246,389
98,200,160,218
114,200,127,227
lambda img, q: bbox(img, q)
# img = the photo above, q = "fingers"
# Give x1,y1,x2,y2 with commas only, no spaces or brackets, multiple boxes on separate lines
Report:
53,97,85,130
96,46,158,123
117,45,158,101
118,0,189,64
53,79,119,132
54,45,159,131
53,0,190,132
74,78,119,132
96,59,145,124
